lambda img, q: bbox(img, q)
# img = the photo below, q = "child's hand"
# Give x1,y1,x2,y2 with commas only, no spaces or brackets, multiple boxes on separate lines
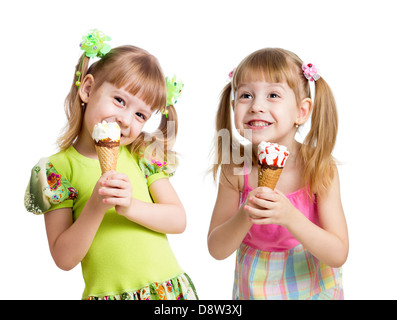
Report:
88,171,118,213
97,171,133,216
244,187,298,227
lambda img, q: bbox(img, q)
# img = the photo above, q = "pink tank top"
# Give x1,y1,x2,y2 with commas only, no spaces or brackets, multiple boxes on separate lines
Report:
239,165,319,252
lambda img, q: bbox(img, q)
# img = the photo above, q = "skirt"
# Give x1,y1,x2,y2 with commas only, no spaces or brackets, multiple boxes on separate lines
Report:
233,243,343,300
86,273,198,300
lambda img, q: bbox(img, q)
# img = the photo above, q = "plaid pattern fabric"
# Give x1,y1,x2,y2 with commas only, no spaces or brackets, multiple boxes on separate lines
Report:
233,243,343,300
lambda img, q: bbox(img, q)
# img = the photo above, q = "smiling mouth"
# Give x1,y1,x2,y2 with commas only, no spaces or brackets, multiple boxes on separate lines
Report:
247,120,273,128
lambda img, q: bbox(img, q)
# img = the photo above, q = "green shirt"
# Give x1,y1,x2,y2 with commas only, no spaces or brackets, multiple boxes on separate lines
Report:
43,146,183,298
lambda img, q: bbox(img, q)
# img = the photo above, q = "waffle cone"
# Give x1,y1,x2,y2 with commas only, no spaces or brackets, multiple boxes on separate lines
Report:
95,145,119,174
258,165,283,189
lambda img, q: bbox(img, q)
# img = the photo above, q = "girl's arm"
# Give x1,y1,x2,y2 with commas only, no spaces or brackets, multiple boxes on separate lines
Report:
101,172,186,234
44,172,114,271
246,167,349,268
128,178,186,234
290,168,349,267
207,168,253,260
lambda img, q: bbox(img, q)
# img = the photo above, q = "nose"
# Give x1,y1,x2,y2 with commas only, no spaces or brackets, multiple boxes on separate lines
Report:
250,97,266,113
115,109,133,129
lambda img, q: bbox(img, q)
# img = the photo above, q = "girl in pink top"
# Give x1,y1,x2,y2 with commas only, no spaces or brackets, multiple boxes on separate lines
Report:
207,48,348,300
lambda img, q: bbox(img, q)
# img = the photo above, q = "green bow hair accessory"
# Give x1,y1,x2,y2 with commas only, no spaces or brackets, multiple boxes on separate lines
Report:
75,29,111,88
162,75,183,117
80,29,112,58
166,75,184,106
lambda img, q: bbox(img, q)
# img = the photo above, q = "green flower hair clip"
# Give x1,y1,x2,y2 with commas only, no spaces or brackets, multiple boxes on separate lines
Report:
80,29,112,58
75,29,111,88
162,75,184,117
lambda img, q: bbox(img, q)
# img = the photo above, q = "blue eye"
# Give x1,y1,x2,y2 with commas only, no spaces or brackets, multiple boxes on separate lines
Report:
240,93,252,99
136,112,146,120
115,97,125,106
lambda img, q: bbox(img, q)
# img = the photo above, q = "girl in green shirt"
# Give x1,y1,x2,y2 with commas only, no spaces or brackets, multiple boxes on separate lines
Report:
25,29,197,300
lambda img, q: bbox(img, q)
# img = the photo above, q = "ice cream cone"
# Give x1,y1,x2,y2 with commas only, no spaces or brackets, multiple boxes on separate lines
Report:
95,144,119,174
92,121,121,174
258,165,283,189
257,141,289,189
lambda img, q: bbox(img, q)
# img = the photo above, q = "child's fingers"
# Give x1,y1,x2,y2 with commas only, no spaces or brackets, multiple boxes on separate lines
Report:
102,196,130,208
99,185,131,198
244,204,270,219
244,205,273,224
97,172,133,213
101,178,130,190
101,171,131,183
100,170,118,179
255,189,278,202
100,172,131,189
248,196,274,209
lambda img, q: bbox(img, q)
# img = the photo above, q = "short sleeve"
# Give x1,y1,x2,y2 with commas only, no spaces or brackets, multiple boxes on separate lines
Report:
137,146,177,187
146,171,169,186
24,158,78,215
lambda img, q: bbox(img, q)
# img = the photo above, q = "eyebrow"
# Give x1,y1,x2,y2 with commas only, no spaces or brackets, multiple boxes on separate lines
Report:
140,105,153,116
238,82,287,91
113,87,153,112
111,88,130,97
134,97,154,116
268,83,285,88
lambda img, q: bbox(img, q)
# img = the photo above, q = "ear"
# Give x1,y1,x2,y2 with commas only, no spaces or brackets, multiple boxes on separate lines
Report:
295,98,312,125
78,74,95,103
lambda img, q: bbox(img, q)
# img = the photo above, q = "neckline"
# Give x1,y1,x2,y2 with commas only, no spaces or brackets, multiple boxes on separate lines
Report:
68,145,98,165
67,145,125,167
284,186,306,198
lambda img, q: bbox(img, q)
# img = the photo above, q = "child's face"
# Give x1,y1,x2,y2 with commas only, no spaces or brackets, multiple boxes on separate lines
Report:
83,81,153,146
233,80,301,147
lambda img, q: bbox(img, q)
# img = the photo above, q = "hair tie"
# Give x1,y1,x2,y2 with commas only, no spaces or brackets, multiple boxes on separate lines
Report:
75,29,112,88
302,62,320,81
162,75,184,118
227,68,236,101
228,68,236,81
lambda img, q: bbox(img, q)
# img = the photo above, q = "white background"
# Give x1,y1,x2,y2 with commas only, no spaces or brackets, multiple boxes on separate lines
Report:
1,0,396,300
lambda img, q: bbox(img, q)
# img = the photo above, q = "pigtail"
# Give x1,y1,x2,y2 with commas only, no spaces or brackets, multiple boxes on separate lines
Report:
131,104,178,170
159,104,178,150
300,77,338,195
57,54,90,150
216,83,233,134
160,105,178,167
212,82,234,181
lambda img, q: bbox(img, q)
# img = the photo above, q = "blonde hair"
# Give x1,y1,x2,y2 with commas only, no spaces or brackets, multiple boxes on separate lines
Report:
58,45,178,162
213,48,338,195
